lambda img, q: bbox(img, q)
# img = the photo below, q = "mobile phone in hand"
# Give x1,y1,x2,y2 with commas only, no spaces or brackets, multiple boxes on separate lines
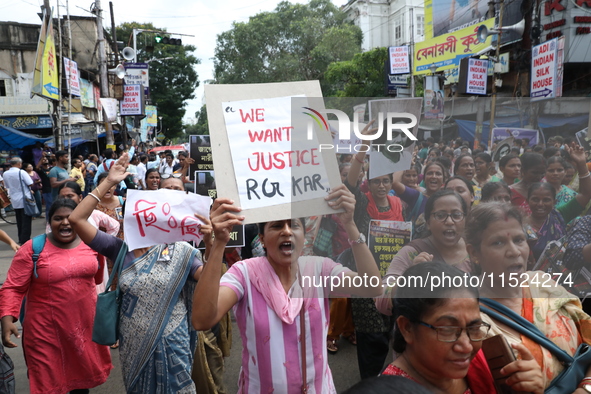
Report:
481,334,519,394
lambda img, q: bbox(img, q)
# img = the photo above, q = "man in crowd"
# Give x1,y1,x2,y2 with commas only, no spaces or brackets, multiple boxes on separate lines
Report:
3,157,34,244
49,150,77,200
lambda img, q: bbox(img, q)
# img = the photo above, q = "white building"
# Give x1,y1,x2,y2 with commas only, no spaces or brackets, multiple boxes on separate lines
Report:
342,0,425,51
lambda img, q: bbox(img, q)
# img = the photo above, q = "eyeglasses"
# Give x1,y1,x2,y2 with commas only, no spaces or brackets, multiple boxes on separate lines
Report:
431,211,464,222
419,321,491,342
160,173,182,179
369,178,391,186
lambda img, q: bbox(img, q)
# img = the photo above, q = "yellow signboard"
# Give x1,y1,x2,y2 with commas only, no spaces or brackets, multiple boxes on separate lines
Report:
413,18,495,75
32,10,59,101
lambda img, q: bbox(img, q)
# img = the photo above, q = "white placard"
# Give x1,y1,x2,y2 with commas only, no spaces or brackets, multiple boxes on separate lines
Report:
367,98,422,180
120,84,142,116
63,57,81,96
100,98,119,122
531,38,558,102
222,96,330,211
466,58,488,95
123,189,212,251
389,46,410,74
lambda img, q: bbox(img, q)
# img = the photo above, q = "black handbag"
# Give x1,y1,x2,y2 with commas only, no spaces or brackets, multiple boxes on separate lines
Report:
480,297,591,394
92,242,128,346
18,171,39,217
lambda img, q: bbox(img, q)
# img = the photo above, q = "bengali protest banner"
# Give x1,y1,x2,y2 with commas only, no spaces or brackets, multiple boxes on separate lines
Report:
367,98,422,180
123,189,211,250
368,220,412,276
205,81,342,224
189,135,213,182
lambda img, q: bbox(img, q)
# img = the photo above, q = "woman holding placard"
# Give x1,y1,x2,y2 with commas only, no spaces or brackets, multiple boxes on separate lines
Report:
69,153,212,394
192,185,382,393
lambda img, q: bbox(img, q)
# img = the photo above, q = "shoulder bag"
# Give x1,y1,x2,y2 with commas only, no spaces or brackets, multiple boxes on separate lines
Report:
92,242,129,346
480,297,591,394
18,171,39,217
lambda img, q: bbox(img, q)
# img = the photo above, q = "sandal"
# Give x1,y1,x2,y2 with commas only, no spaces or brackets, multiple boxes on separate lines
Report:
346,333,357,346
327,339,338,354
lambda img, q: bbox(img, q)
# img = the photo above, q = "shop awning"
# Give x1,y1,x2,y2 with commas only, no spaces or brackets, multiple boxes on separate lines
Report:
0,124,51,151
46,137,90,148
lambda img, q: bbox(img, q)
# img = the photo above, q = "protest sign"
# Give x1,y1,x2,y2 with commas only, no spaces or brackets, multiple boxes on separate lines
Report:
124,189,211,250
367,98,422,179
205,81,342,224
189,135,213,181
368,220,412,276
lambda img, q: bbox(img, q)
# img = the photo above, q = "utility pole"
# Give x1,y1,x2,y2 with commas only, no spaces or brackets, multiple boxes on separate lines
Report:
109,1,127,148
66,0,73,171
43,0,61,150
488,0,505,149
94,0,115,148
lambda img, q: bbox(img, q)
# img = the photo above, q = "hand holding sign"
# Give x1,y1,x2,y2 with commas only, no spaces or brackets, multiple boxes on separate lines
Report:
326,185,356,225
210,198,245,246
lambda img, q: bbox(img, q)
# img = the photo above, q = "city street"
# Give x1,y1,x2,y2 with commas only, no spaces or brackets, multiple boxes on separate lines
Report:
0,213,366,393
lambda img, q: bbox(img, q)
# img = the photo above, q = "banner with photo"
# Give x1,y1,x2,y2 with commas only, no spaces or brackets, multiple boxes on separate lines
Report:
368,220,412,277
425,0,523,42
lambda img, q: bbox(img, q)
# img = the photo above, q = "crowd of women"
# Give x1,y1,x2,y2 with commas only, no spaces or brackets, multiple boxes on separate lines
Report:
1,130,591,393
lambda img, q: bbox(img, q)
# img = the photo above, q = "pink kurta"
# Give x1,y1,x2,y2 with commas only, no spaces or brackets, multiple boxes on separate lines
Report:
0,238,112,394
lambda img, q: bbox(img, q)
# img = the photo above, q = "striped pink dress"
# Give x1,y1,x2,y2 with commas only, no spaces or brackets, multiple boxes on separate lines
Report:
221,256,350,394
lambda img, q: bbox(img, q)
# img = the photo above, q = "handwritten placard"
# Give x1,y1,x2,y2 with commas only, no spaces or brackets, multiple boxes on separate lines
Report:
368,220,412,276
124,189,212,250
222,96,330,210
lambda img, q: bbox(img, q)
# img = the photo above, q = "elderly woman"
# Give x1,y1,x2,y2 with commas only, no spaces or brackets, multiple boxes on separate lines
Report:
466,201,591,391
383,262,542,393
192,185,382,393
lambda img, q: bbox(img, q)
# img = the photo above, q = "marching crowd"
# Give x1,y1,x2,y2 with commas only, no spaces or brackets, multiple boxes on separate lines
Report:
1,130,591,394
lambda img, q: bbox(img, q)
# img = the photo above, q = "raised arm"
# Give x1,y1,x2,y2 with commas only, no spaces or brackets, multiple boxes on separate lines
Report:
347,120,376,188
192,198,242,330
70,153,130,245
568,143,591,207
328,184,382,297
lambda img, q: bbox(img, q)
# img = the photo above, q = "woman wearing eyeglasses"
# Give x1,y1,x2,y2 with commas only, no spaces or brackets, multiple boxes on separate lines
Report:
377,189,472,315
466,202,589,392
384,262,543,394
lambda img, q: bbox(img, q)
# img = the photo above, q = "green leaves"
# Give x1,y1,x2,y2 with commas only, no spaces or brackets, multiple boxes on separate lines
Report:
212,0,361,88
115,22,200,140
324,47,389,97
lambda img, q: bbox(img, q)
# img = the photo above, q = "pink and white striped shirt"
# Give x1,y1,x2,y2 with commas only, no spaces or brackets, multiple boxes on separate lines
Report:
221,256,350,394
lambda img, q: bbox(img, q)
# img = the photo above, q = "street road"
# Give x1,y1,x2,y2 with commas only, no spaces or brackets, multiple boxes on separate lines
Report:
0,213,371,393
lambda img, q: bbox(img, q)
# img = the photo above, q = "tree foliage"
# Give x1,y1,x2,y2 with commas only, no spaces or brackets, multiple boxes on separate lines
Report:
184,105,209,135
213,0,361,91
324,47,389,97
114,22,200,140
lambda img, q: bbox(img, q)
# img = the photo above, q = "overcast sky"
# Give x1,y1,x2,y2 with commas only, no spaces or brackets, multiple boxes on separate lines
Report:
1,0,346,126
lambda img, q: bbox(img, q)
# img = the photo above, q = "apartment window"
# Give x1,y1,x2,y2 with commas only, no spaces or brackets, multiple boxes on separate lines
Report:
417,15,424,36
0,80,6,96
395,19,402,40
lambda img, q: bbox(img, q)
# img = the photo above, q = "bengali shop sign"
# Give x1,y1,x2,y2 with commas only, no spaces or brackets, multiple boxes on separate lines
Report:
413,18,495,74
63,57,81,96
